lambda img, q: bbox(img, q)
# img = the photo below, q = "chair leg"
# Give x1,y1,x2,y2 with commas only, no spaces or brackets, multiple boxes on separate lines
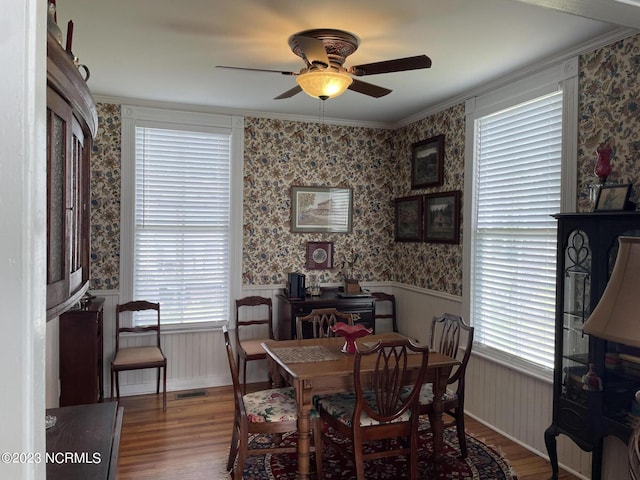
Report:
313,417,324,480
226,420,240,473
162,365,167,412
455,409,468,458
353,436,365,480
233,428,249,480
156,366,161,394
114,371,120,400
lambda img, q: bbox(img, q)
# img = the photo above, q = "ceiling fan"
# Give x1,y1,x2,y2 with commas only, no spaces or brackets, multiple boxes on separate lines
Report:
216,28,432,101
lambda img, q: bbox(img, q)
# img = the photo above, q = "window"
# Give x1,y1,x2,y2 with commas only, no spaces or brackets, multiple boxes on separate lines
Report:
121,106,243,328
464,59,578,376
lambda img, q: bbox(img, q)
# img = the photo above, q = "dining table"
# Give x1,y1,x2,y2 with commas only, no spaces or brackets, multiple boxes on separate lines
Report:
262,332,459,480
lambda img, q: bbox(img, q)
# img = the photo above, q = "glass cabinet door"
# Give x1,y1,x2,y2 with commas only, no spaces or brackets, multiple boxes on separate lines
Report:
561,229,591,407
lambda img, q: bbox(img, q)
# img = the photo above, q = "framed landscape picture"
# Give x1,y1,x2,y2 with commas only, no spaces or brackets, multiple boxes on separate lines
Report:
394,195,424,242
411,134,444,189
423,190,460,244
291,186,352,233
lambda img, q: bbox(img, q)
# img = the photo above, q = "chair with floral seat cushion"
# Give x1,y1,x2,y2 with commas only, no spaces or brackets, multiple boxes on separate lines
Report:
235,296,274,394
223,325,323,480
314,337,429,480
295,307,354,339
419,313,474,458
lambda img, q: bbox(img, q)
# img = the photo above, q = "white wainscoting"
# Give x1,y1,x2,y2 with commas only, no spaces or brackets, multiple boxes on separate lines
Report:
45,284,630,478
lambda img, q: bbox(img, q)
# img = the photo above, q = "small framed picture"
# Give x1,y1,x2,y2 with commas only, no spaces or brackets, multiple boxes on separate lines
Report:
394,195,424,242
291,186,352,233
424,190,460,244
411,134,444,189
594,184,633,212
306,241,334,270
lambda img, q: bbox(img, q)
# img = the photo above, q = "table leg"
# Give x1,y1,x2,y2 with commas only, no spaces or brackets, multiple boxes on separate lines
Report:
428,367,451,465
294,379,314,480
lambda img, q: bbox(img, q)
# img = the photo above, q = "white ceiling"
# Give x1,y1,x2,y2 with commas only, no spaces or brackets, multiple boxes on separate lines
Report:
55,0,639,126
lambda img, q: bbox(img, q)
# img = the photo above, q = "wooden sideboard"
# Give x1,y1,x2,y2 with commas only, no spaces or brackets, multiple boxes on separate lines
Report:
276,289,376,340
46,402,123,480
59,297,105,406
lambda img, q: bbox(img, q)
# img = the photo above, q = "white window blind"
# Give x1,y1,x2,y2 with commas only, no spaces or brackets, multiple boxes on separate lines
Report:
133,126,231,326
471,91,562,371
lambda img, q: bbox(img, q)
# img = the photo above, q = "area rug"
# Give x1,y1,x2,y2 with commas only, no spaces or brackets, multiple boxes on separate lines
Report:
241,425,518,479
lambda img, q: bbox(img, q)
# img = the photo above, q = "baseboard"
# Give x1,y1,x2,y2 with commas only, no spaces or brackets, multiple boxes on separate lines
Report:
114,374,230,398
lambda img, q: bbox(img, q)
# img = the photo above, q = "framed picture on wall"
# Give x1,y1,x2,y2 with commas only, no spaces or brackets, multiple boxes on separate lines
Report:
394,195,424,242
411,134,445,189
423,190,460,244
291,186,352,233
306,241,334,270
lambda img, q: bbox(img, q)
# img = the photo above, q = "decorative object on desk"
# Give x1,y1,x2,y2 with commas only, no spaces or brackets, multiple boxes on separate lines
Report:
306,241,333,270
239,423,517,480
583,237,640,347
411,134,444,189
332,322,372,354
341,250,360,293
286,272,305,298
594,184,634,212
307,274,321,296
290,186,352,233
423,190,461,244
394,195,423,242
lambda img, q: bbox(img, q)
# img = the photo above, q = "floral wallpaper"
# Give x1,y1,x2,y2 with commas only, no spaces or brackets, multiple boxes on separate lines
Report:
242,118,395,285
88,33,640,296
577,33,640,211
89,103,121,290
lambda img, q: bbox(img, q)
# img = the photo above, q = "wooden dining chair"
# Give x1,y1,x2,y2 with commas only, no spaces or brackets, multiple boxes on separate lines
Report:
372,292,398,332
111,300,167,411
223,325,322,480
419,313,474,457
235,296,274,394
295,307,354,339
314,337,429,480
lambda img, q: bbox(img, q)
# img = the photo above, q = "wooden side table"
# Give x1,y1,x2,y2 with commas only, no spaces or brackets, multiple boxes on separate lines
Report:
46,402,123,480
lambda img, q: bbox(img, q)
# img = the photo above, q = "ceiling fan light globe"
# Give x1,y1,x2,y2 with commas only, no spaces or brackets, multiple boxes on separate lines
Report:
295,70,353,100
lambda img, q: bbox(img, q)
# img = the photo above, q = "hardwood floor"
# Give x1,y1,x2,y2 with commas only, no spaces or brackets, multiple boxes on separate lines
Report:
115,384,580,480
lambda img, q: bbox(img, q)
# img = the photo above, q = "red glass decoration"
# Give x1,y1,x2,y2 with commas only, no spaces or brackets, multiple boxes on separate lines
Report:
332,322,372,354
594,146,612,183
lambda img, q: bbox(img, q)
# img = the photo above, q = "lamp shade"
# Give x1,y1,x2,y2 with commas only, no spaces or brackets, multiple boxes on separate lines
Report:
583,236,640,347
295,70,353,100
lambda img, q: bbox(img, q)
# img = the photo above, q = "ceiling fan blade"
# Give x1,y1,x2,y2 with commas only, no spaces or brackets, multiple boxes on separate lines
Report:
216,65,297,76
349,55,432,76
292,35,330,67
274,85,302,100
348,79,392,98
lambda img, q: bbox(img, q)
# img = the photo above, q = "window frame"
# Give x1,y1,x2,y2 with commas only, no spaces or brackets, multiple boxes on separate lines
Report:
462,58,579,380
120,105,244,331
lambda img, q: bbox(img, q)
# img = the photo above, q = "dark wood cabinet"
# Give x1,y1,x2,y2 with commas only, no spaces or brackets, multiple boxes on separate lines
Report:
545,212,640,480
46,32,97,319
59,297,105,406
47,402,122,480
276,289,376,340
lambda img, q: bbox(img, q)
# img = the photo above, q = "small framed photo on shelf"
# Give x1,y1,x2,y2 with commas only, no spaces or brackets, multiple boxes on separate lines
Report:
394,195,424,242
594,184,633,212
411,134,445,189
423,190,460,244
291,186,352,233
306,241,334,270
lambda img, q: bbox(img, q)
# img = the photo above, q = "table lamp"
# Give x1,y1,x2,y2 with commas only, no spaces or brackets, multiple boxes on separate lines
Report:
582,236,640,347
